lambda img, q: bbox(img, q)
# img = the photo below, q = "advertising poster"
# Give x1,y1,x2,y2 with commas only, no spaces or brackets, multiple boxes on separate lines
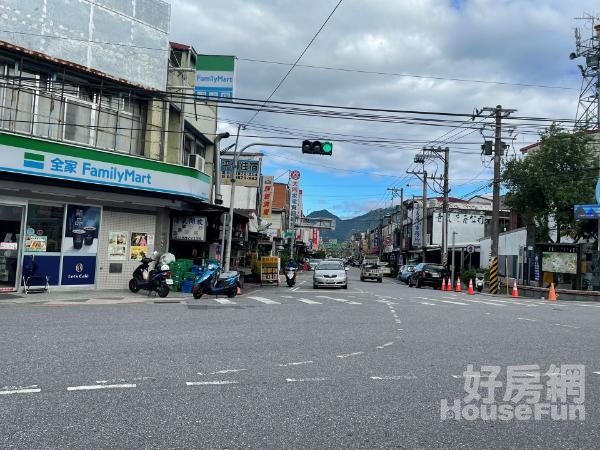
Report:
108,231,127,260
63,204,101,254
130,232,154,260
61,255,97,285
24,235,47,252
542,252,577,274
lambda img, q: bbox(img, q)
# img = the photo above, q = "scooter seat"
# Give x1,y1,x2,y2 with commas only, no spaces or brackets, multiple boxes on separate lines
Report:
219,271,239,280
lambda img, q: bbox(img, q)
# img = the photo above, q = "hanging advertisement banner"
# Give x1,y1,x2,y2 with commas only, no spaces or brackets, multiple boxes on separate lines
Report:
195,55,236,100
312,228,319,251
220,154,262,187
108,231,127,261
412,201,422,247
260,176,274,218
171,216,207,241
288,170,301,229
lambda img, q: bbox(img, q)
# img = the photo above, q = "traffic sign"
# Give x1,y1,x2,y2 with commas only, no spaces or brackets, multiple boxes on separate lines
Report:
290,170,301,180
466,244,475,254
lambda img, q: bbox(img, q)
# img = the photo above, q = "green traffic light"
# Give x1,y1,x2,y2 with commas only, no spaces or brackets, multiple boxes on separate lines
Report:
322,141,333,154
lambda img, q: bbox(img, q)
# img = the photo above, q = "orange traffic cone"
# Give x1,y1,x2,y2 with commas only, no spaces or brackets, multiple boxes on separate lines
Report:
446,278,453,291
467,279,475,295
511,280,519,298
455,277,462,293
441,278,447,291
547,283,557,301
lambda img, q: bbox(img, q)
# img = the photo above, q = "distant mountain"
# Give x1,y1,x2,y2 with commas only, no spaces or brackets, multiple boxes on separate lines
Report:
307,207,395,242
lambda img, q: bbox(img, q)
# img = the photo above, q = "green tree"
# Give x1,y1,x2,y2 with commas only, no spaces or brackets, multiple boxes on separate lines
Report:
502,126,597,243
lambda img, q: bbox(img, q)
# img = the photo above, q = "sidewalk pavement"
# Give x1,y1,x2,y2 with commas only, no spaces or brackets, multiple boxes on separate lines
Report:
0,281,265,306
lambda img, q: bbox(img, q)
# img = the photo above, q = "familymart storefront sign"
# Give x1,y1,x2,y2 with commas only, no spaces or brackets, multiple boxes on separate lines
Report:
0,133,210,201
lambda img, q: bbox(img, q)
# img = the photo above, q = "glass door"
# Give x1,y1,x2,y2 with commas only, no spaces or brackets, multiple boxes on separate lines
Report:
0,204,24,292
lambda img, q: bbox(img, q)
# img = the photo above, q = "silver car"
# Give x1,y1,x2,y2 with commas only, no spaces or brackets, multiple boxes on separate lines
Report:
313,261,348,289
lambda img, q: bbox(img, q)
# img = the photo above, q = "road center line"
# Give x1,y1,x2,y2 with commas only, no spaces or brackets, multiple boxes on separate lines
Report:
210,369,248,374
67,383,136,391
278,360,313,367
441,300,469,305
517,317,538,322
186,381,238,386
370,375,417,380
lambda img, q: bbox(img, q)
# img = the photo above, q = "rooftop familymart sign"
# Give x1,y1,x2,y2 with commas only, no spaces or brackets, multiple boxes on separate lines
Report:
195,55,235,99
0,133,210,201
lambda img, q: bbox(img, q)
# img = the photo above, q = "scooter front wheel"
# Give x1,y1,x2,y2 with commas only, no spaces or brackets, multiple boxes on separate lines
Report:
227,288,237,298
286,279,295,287
128,278,140,293
192,285,203,299
157,282,170,298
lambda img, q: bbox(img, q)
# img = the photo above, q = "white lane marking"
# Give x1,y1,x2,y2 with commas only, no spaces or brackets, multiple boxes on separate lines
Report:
315,295,362,305
468,299,505,307
280,295,294,298
394,319,402,323
211,369,248,375
376,341,394,349
419,301,436,306
337,352,364,358
414,296,430,300
186,381,238,386
0,388,41,395
517,317,538,322
286,377,328,383
370,375,417,380
441,300,469,305
213,298,237,305
297,298,321,304
248,296,281,305
593,372,600,375
291,287,300,292
279,360,313,367
554,323,581,329
67,383,136,391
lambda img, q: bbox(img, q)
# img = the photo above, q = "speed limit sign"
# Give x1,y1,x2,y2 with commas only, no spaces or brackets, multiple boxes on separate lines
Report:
466,244,475,254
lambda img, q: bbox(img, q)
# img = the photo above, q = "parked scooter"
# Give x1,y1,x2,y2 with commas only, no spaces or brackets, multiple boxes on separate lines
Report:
192,261,239,299
475,273,485,293
285,266,297,287
128,251,174,298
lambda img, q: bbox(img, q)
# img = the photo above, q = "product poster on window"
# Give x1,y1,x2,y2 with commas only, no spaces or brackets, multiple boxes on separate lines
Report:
108,231,128,260
63,205,101,254
130,232,154,260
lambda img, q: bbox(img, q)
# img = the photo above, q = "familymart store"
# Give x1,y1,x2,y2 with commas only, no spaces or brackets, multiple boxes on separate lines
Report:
0,133,211,292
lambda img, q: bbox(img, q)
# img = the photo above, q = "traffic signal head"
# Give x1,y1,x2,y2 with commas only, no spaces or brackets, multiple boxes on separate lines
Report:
301,140,333,156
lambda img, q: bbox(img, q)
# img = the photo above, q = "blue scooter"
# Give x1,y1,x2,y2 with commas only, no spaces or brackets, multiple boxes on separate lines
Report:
192,262,240,299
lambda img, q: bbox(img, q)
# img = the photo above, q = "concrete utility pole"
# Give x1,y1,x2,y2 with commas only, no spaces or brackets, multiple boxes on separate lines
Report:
387,186,404,253
422,169,428,263
420,147,450,267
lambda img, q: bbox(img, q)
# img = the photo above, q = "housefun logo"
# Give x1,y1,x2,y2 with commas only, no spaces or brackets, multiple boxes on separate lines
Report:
23,152,45,170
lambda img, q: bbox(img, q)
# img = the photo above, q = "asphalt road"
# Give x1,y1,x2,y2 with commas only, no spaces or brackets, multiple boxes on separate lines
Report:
1,267,600,449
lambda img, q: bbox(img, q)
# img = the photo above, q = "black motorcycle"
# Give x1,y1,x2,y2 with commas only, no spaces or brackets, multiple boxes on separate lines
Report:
128,255,172,298
285,266,297,287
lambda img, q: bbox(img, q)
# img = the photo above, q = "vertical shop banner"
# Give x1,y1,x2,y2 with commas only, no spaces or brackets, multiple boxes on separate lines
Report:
412,201,422,247
288,170,301,229
312,228,319,251
63,204,101,254
261,176,274,218
130,232,154,260
298,189,304,218
108,231,127,260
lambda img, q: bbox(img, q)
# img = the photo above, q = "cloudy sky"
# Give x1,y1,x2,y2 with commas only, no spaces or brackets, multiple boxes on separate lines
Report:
170,0,598,219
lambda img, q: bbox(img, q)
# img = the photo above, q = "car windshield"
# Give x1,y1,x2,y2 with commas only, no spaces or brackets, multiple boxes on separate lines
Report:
317,262,344,270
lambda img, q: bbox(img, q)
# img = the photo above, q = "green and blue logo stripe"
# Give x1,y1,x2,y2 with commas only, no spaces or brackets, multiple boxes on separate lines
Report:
23,152,44,169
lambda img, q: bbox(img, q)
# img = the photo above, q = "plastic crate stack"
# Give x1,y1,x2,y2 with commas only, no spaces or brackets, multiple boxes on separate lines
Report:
169,259,194,292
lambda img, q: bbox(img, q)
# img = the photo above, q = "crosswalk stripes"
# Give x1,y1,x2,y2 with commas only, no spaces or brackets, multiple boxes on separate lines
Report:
297,298,322,305
247,296,281,305
213,298,237,305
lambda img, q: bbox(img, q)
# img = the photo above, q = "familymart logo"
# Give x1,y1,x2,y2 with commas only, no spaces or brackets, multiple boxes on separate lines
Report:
23,152,45,170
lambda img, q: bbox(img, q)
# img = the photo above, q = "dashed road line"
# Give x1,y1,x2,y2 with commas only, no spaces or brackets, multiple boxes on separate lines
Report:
186,381,238,386
278,360,313,367
337,352,364,358
315,295,362,305
441,300,469,305
370,375,417,380
67,383,136,391
286,377,328,383
0,387,41,395
419,301,436,306
517,317,538,322
210,369,248,375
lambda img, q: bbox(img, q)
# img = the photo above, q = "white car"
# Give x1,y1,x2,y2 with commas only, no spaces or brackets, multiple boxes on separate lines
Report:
313,260,348,289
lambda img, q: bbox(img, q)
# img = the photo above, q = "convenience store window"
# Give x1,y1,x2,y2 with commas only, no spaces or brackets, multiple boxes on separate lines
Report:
25,204,65,253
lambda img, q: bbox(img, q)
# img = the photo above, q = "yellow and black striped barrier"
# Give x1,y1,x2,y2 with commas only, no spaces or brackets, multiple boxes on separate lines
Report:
489,257,499,294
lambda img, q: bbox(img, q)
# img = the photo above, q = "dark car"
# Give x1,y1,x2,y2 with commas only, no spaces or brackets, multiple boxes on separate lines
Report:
397,264,415,284
408,263,449,289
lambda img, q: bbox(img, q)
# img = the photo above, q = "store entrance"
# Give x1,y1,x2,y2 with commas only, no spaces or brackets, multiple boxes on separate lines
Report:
0,204,24,291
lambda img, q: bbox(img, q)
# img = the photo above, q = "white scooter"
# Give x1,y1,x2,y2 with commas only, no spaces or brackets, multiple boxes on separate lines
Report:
285,266,297,287
475,273,485,292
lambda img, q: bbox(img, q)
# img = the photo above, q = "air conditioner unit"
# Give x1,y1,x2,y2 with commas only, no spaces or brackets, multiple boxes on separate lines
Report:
188,154,205,172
